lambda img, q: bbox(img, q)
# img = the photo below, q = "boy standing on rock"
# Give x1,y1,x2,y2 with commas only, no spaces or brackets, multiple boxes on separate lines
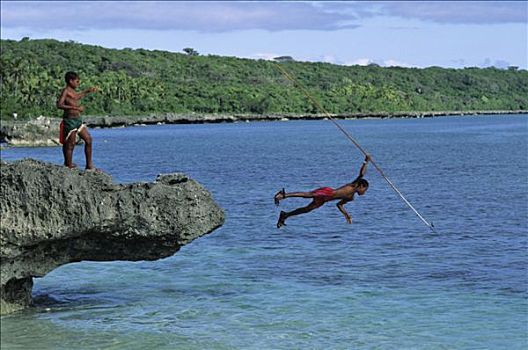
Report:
56,71,98,169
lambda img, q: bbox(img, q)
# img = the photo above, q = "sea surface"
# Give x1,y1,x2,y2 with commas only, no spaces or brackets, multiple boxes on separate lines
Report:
1,115,527,349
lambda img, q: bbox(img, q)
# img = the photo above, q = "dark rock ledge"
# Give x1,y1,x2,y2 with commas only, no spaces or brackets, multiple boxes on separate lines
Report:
0,159,225,314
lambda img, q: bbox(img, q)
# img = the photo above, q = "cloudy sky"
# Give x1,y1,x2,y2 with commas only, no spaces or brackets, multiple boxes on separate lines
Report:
1,1,527,69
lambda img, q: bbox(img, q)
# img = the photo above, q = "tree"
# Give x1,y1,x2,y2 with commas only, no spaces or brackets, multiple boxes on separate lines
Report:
1,38,527,119
274,56,294,62
183,48,199,56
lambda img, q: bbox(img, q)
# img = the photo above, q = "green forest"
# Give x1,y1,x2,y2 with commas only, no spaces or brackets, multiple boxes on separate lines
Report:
1,38,527,120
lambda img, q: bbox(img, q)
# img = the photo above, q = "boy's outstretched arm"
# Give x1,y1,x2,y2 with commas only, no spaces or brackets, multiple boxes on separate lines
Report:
78,86,98,99
336,199,352,224
358,154,371,178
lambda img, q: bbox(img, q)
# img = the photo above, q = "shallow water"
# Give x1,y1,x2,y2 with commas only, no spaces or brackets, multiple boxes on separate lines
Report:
1,115,527,349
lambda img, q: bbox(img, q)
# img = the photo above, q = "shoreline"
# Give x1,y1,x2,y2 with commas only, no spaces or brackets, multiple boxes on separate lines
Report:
85,109,528,127
1,110,526,147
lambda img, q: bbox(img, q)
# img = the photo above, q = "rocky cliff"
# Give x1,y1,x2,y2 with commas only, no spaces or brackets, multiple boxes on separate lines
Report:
0,159,225,314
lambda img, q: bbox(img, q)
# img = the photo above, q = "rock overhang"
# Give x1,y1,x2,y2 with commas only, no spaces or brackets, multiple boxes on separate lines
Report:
0,159,225,314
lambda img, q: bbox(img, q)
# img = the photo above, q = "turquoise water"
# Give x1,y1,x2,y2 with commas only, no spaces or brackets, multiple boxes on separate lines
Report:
1,115,527,349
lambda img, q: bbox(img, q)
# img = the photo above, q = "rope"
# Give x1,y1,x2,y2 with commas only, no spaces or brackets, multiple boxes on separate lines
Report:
274,63,436,233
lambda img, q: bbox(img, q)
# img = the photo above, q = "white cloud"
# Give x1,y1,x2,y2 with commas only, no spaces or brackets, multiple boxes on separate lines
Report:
321,1,527,25
345,58,418,68
377,1,527,24
2,1,524,34
0,1,359,32
320,55,338,64
347,58,375,66
480,58,512,68
383,59,415,68
248,53,279,61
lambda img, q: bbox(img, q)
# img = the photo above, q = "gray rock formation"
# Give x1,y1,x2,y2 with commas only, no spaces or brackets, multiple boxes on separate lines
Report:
0,159,224,314
0,116,61,147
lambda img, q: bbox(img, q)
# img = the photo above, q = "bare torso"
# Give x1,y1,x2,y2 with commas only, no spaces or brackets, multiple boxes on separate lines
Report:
331,183,357,201
61,88,81,118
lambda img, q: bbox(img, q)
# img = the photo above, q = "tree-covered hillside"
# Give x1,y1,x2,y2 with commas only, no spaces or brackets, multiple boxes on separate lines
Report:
1,38,527,120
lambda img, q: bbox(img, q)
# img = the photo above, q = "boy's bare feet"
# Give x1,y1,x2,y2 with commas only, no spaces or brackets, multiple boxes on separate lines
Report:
276,211,287,228
274,188,286,206
85,166,102,173
65,163,78,169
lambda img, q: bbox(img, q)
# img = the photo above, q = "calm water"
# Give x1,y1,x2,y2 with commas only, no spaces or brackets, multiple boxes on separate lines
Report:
1,115,527,349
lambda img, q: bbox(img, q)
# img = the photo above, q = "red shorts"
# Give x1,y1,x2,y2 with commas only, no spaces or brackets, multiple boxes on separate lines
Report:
312,187,336,201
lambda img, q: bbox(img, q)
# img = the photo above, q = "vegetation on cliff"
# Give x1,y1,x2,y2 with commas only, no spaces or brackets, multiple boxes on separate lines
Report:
1,38,527,120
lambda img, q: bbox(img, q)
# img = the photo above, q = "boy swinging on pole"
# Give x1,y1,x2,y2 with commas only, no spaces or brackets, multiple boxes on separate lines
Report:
274,155,371,228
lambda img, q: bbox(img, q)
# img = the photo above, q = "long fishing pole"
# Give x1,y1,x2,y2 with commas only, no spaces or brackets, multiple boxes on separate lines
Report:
274,63,436,232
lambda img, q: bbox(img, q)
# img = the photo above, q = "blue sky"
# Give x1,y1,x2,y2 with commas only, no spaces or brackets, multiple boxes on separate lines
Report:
1,1,526,69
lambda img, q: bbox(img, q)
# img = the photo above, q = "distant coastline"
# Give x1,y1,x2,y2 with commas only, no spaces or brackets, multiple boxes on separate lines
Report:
81,109,528,128
3,39,528,123
1,110,526,147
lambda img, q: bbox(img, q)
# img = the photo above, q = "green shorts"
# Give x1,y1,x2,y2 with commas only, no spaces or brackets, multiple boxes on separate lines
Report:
63,118,85,140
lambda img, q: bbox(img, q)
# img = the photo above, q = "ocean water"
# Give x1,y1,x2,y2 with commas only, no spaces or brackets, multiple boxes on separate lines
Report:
1,115,527,349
